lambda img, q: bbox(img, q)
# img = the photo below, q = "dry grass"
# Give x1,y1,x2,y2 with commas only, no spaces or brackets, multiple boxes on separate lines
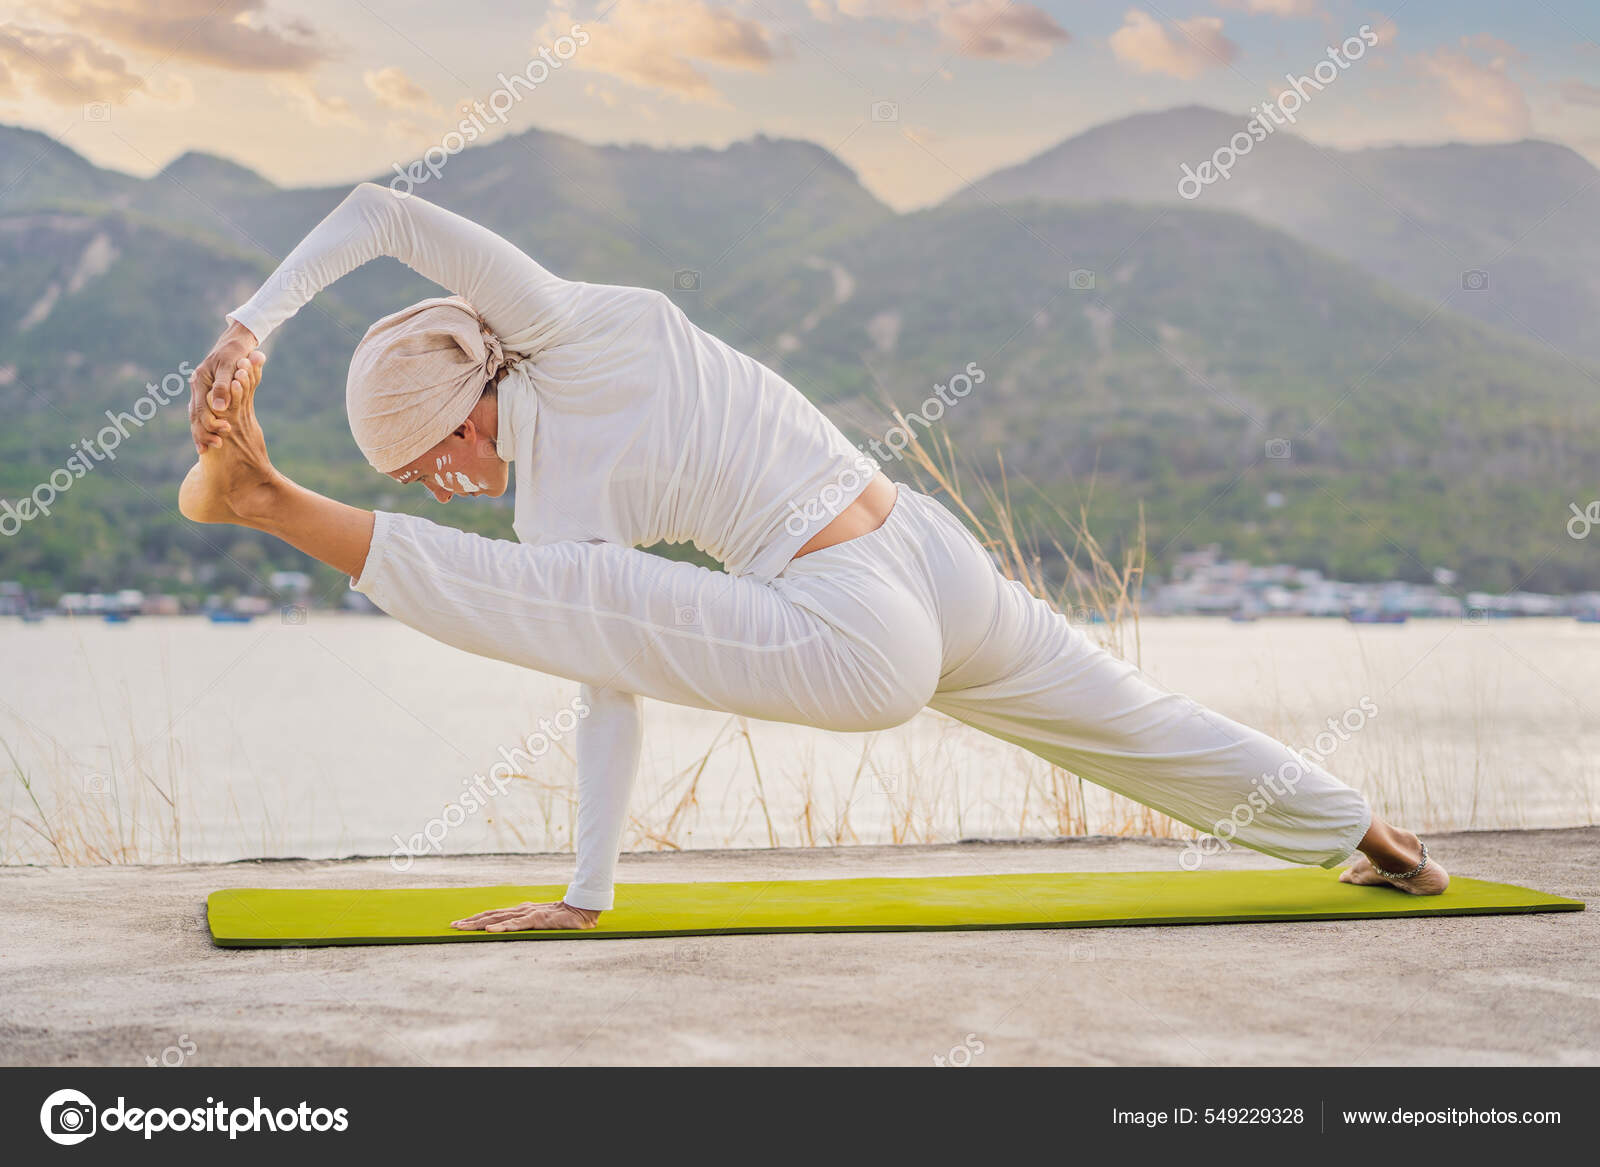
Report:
0,422,1193,865
9,421,1582,866
2,718,184,865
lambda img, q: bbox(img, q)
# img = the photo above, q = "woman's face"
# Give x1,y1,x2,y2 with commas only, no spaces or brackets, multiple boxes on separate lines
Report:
387,419,509,503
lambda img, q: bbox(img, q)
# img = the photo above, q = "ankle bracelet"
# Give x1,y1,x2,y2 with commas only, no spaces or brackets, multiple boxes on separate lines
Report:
1373,840,1429,881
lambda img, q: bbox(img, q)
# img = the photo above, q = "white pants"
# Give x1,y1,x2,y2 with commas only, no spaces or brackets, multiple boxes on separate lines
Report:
354,487,1371,906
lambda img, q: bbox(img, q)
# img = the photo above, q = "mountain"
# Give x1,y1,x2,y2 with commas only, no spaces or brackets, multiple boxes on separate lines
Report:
146,151,276,204
0,116,1596,599
714,198,1599,593
0,124,136,208
956,106,1600,362
0,127,893,600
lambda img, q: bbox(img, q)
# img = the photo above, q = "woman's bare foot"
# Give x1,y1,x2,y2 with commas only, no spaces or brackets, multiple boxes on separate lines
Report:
1342,819,1450,895
178,351,283,525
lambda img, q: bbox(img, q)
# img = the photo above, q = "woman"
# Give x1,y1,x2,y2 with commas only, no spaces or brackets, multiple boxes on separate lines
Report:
184,183,1446,932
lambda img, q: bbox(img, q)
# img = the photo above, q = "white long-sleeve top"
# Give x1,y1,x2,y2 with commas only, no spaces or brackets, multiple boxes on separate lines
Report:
229,182,871,910
229,182,869,580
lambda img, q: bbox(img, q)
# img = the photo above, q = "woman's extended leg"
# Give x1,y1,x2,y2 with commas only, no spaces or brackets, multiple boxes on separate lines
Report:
180,354,941,731
917,501,1447,892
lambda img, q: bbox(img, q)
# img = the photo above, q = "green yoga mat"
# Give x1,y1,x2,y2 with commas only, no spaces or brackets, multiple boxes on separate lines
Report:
206,869,1582,947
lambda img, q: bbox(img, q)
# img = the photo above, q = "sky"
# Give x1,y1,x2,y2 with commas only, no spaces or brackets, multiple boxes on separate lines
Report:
0,0,1596,209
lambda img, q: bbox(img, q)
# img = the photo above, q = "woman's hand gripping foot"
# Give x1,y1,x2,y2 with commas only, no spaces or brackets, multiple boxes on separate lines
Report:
178,350,283,525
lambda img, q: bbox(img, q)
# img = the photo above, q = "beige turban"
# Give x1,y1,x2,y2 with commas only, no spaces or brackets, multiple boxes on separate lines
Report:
345,295,513,472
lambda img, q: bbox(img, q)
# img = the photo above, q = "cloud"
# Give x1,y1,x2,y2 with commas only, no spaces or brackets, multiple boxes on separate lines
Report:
542,0,777,103
1110,10,1237,80
54,1,330,73
1216,0,1319,16
1460,33,1524,60
0,22,144,103
814,0,1069,63
1558,79,1600,107
364,66,436,112
1418,47,1531,140
384,118,426,142
1370,19,1397,48
935,1,1069,63
138,71,194,107
270,76,359,127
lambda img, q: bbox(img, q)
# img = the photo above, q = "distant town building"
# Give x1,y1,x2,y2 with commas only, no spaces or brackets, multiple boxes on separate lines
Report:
1148,549,1586,619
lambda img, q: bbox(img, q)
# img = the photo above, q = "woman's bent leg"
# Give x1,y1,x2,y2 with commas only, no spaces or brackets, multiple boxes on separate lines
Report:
353,511,939,731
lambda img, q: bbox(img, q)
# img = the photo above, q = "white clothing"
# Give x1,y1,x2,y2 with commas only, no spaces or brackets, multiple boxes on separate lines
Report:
229,182,872,582
353,488,1371,908
235,183,1370,910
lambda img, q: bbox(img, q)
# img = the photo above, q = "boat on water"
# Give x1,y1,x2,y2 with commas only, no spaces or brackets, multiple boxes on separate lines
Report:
103,610,133,624
206,610,256,624
1345,609,1408,624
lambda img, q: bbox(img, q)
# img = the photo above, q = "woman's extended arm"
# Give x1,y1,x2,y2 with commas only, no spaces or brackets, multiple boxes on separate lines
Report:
190,182,577,451
450,683,642,932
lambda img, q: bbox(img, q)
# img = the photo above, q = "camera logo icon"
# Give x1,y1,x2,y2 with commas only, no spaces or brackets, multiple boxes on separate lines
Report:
671,941,710,964
1265,438,1292,460
871,99,899,122
673,269,701,291
1068,268,1095,291
83,102,111,122
1461,269,1489,291
281,604,308,626
40,1088,97,1145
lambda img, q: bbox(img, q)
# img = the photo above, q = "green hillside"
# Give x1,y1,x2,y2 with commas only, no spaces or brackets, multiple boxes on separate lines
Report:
711,199,1599,592
957,106,1600,364
1,119,1595,600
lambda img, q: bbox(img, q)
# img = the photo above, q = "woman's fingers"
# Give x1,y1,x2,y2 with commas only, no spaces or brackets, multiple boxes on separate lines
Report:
189,330,260,451
189,370,225,452
485,904,595,932
208,359,231,411
450,901,565,930
486,908,558,932
450,902,538,929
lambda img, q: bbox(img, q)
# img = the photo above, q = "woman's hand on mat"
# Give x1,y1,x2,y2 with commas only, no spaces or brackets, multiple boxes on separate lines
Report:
190,319,259,454
450,900,601,932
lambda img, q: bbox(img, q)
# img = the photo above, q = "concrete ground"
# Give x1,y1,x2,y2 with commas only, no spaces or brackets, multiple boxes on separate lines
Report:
1,828,1594,1066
